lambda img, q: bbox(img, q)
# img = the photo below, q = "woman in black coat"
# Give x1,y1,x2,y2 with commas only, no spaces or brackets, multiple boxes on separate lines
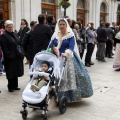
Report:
0,20,24,92
18,19,30,45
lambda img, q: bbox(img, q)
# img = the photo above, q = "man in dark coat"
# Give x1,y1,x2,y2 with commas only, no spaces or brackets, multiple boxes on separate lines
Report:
105,22,115,58
110,22,116,32
47,15,55,32
22,21,37,66
33,14,53,55
97,23,107,62
0,20,24,92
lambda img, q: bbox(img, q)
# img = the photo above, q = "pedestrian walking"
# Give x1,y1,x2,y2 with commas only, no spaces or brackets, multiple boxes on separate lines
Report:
48,18,93,102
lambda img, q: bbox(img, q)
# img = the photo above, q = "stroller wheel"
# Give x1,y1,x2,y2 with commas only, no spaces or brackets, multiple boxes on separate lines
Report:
33,108,38,111
41,113,48,120
20,110,28,119
59,96,67,114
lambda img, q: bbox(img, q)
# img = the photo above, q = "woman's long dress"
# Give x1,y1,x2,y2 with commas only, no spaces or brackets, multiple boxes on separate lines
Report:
49,36,93,102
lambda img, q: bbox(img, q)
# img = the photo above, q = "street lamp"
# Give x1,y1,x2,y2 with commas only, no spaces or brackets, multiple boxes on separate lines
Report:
59,0,71,17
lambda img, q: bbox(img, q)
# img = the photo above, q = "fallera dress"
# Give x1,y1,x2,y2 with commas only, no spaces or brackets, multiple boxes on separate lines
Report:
49,31,93,102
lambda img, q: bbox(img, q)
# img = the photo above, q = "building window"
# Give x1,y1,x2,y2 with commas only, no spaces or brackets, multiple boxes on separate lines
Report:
41,1,56,19
0,2,3,9
0,13,3,20
42,8,52,15
77,0,84,9
100,3,106,12
41,0,55,3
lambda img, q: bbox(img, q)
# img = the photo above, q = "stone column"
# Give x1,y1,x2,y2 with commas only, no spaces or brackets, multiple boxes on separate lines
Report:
95,0,100,28
14,0,22,30
114,0,117,23
23,0,30,25
111,0,114,22
9,0,15,22
108,0,111,24
93,0,96,28
55,0,62,20
88,0,93,22
66,0,75,19
85,0,89,27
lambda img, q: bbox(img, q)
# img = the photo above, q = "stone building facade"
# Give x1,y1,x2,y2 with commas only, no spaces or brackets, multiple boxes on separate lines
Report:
0,0,119,30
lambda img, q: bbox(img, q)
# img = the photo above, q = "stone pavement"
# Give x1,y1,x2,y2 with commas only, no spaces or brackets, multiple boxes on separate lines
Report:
0,49,120,120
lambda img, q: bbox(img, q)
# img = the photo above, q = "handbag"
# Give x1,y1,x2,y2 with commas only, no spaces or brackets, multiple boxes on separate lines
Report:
16,45,24,58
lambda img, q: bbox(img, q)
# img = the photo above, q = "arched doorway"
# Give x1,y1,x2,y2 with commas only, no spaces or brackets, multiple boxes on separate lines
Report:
41,0,56,19
77,0,86,27
100,2,107,23
0,0,9,21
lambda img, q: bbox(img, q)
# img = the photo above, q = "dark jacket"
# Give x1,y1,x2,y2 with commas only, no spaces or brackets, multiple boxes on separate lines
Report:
22,30,34,65
110,26,115,32
48,23,55,33
97,27,107,43
33,23,53,54
105,28,115,40
18,26,30,45
0,31,24,79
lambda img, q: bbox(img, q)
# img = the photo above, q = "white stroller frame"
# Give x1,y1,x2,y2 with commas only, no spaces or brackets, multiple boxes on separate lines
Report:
20,51,68,120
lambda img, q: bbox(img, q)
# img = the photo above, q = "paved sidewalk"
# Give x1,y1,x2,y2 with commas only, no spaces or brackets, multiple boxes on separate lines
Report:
0,51,120,120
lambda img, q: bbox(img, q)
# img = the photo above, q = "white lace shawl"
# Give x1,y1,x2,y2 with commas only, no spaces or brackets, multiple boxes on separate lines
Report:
48,18,80,59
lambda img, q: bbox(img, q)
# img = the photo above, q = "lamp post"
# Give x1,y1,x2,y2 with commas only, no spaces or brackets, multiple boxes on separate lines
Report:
60,0,71,17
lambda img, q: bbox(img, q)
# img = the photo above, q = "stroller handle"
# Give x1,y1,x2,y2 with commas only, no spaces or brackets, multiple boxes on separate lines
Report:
58,56,67,87
29,72,49,77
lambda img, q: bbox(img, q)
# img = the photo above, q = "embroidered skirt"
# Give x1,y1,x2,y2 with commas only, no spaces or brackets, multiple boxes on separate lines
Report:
113,43,120,68
57,52,93,102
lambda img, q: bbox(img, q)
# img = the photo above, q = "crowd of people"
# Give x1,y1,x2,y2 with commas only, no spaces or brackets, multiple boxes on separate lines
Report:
0,14,119,95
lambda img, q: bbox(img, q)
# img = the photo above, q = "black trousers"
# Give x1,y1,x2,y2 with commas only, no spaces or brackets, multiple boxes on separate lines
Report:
105,40,112,57
80,49,85,59
8,77,18,90
85,43,95,64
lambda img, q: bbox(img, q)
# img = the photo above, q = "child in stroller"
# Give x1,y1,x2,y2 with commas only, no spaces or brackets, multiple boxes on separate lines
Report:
30,61,52,92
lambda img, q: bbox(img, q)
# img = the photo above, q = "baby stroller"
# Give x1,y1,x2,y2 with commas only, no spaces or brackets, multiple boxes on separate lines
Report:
20,51,68,120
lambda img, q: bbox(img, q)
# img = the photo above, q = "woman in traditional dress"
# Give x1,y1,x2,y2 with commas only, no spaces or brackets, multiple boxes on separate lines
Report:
48,18,93,102
113,29,120,71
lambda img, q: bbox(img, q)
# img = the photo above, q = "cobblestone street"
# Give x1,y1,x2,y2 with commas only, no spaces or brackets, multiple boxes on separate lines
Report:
0,49,120,120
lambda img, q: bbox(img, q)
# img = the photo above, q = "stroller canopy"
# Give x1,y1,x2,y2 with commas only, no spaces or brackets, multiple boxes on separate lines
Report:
30,51,60,78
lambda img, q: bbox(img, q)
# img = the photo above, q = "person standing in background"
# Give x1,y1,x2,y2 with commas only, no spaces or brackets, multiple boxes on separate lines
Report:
0,20,24,92
113,26,120,71
111,22,116,32
85,22,97,67
18,19,30,45
18,19,30,64
105,22,115,58
47,15,55,32
97,23,107,62
22,21,37,66
0,21,5,75
33,14,53,55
